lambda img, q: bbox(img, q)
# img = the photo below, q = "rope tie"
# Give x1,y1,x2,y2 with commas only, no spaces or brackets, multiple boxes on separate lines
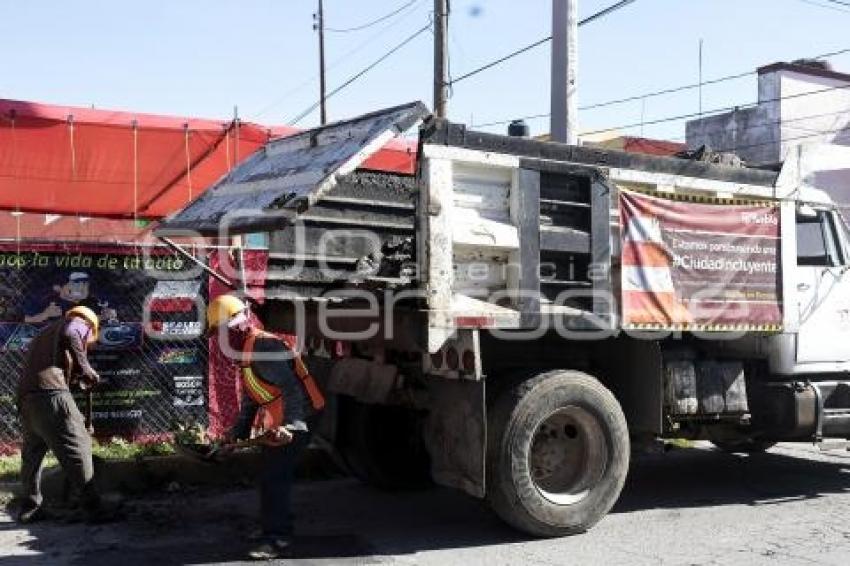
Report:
234,117,240,163
15,208,21,255
67,114,77,181
224,123,232,171
184,123,193,201
9,110,17,173
132,119,139,224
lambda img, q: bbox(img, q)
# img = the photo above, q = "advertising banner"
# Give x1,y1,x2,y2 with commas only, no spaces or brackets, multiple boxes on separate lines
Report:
620,190,783,330
0,243,208,440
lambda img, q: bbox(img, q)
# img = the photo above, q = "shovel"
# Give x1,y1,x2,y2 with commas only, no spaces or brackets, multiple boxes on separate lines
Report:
175,437,267,463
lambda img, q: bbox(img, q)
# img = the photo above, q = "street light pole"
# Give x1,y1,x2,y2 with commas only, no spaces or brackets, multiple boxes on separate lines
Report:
551,0,578,144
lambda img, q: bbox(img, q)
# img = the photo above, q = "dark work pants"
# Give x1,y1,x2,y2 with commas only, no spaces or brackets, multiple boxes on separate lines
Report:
18,391,99,511
259,431,310,539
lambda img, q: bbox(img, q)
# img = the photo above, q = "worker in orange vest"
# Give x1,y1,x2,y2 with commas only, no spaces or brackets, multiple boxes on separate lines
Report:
207,294,325,560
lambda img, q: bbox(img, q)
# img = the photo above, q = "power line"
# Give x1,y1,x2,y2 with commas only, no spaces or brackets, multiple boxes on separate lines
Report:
471,70,754,127
326,0,421,32
582,71,754,111
714,123,850,153
824,0,850,7
797,0,850,13
449,0,640,86
687,106,850,151
450,36,551,87
287,22,432,125
579,0,638,26
251,2,426,120
582,77,850,136
471,46,850,130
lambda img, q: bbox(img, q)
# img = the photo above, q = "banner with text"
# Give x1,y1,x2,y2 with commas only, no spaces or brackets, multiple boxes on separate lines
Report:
0,243,208,444
620,190,783,330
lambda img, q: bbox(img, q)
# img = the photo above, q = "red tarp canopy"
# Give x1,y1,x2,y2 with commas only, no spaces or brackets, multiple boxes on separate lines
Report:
0,99,417,221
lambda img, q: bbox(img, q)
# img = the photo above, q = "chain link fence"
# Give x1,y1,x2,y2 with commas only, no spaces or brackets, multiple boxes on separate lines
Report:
0,241,216,453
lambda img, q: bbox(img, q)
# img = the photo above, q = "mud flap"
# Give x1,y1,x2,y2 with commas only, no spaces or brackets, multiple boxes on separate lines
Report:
422,377,486,498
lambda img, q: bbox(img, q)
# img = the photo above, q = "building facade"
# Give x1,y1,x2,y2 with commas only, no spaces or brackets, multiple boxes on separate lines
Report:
686,61,850,166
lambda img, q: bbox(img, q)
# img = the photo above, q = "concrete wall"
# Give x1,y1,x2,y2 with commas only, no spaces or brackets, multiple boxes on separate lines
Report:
686,66,850,166
685,105,778,164
779,70,850,159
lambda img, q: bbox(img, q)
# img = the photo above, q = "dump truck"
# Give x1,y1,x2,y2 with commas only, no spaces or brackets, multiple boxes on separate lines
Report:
158,102,850,536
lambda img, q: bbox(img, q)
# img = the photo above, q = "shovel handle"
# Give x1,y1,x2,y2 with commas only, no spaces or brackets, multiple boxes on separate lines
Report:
85,390,94,435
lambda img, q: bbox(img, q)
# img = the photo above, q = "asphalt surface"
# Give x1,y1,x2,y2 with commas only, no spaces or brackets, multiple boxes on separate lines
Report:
2,442,850,565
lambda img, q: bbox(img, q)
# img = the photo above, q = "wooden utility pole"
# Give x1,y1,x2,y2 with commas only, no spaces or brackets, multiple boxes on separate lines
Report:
315,0,328,124
433,0,449,118
550,0,578,144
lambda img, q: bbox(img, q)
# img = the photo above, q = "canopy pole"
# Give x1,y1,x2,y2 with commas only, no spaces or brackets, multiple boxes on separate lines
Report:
158,236,236,288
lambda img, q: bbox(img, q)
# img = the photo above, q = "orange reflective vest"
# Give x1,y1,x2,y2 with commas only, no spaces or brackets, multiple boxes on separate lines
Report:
240,329,325,437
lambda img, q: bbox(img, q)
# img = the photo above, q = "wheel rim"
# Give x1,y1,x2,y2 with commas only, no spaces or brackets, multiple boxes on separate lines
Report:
529,405,609,505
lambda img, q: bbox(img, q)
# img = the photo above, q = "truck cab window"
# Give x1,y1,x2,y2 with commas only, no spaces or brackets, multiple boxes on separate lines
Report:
797,211,839,267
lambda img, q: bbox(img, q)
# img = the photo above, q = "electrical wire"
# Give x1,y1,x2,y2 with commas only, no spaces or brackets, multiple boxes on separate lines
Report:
449,0,639,86
713,123,850,153
472,46,850,130
251,0,426,120
581,78,850,136
797,0,850,13
325,0,421,32
704,106,850,137
824,0,850,7
287,22,432,125
581,71,754,111
449,36,552,87
579,0,638,26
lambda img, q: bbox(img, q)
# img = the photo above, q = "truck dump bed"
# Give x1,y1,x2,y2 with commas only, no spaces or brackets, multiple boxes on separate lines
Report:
158,102,782,351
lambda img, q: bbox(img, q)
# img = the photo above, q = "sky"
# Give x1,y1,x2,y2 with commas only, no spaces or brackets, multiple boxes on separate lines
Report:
3,0,850,141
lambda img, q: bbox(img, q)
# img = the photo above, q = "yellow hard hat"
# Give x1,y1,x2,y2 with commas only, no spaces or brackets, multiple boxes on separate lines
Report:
65,305,100,340
207,295,247,329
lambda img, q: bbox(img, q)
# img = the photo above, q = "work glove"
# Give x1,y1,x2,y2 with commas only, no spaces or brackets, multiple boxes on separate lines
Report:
261,426,294,447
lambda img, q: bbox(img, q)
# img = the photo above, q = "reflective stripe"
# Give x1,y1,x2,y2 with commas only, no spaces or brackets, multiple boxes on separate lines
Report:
242,367,277,405
242,329,325,412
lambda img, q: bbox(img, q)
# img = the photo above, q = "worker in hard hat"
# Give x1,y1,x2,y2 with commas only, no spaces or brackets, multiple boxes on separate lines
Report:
207,294,325,560
16,306,117,523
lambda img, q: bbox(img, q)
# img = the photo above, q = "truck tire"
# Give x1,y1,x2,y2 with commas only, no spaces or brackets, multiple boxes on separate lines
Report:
487,370,630,537
337,399,432,490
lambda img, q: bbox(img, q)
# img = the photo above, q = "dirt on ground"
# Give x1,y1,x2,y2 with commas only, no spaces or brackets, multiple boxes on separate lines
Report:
2,442,850,565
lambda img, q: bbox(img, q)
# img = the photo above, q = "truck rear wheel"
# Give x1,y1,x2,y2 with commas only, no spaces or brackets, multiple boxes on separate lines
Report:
487,370,630,537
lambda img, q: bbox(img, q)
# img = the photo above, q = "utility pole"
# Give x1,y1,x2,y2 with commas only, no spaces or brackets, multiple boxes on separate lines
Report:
433,0,449,118
314,0,328,125
550,0,578,144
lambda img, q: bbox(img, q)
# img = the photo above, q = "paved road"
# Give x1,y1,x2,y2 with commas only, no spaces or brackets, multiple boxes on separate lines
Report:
2,442,850,565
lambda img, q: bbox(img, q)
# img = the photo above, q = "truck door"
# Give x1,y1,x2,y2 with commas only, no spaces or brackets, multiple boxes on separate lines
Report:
795,208,850,364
